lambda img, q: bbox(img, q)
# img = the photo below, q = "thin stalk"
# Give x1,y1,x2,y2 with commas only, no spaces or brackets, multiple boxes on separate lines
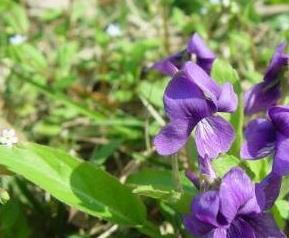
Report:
171,154,183,193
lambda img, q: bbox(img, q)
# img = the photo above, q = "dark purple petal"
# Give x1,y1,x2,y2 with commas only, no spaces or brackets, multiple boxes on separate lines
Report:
240,119,276,159
247,213,286,238
153,119,194,156
187,33,216,74
217,83,238,113
183,214,214,237
268,105,289,137
195,115,235,158
264,43,289,83
227,218,255,238
219,168,255,223
273,132,289,176
192,191,220,226
198,155,216,181
183,62,221,104
151,56,179,76
208,228,227,238
244,81,281,115
255,172,282,210
164,70,216,121
185,170,200,189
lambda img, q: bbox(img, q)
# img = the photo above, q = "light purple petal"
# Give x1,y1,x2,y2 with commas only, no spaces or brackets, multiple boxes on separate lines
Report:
273,132,289,176
244,82,281,115
219,168,255,223
264,43,289,83
187,33,216,74
192,191,220,226
217,83,238,113
153,119,194,156
183,62,221,104
268,105,289,137
164,70,216,121
247,213,286,238
208,228,227,238
238,194,262,216
151,56,179,76
195,115,235,158
227,218,255,238
198,155,216,181
183,214,214,237
255,172,282,210
240,119,276,160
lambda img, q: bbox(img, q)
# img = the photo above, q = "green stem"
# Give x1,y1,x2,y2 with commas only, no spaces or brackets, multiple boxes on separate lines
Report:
172,154,183,193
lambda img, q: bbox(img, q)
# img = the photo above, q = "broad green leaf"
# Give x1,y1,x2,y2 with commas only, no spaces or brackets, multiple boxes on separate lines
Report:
90,139,122,165
275,200,289,219
279,176,289,199
212,155,240,177
211,59,239,85
0,143,146,226
127,168,197,213
0,200,31,238
245,159,270,181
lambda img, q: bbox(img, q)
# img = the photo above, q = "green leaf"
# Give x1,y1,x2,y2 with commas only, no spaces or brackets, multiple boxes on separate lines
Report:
211,59,239,86
212,154,240,177
275,200,289,219
127,168,197,213
0,143,146,226
0,200,31,238
90,139,122,165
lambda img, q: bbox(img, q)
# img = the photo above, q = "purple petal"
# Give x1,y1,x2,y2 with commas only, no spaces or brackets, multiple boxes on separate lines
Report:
183,62,221,104
255,172,282,210
264,43,289,83
187,33,216,74
191,191,220,227
208,228,227,238
153,119,194,156
151,56,179,76
273,132,289,176
198,155,216,181
240,119,276,159
244,81,281,115
238,194,262,216
164,70,216,121
227,218,255,238
195,115,235,158
268,105,289,137
247,213,286,238
183,214,214,237
219,168,255,223
185,170,200,189
217,83,238,113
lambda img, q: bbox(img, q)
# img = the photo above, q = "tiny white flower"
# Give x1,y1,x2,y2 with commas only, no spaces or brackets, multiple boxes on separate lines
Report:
106,24,122,37
0,128,18,147
9,35,27,45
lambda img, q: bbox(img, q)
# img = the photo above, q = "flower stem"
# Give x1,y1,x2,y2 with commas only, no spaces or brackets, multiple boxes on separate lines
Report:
171,154,183,193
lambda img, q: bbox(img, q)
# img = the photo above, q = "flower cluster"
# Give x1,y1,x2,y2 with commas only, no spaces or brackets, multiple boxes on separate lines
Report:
152,33,289,237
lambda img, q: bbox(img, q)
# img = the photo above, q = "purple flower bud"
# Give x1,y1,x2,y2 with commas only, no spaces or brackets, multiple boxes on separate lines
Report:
151,33,216,76
244,43,289,115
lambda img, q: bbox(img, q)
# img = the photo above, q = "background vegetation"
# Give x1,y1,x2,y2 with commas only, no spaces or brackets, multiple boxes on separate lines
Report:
0,0,289,237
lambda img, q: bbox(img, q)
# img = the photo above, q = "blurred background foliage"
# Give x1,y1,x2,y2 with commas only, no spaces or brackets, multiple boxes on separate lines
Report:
0,0,289,237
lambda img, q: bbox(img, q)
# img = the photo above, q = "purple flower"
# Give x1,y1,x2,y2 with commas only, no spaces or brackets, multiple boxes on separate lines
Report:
184,167,284,238
153,61,237,158
152,33,216,76
244,43,289,115
241,105,289,176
